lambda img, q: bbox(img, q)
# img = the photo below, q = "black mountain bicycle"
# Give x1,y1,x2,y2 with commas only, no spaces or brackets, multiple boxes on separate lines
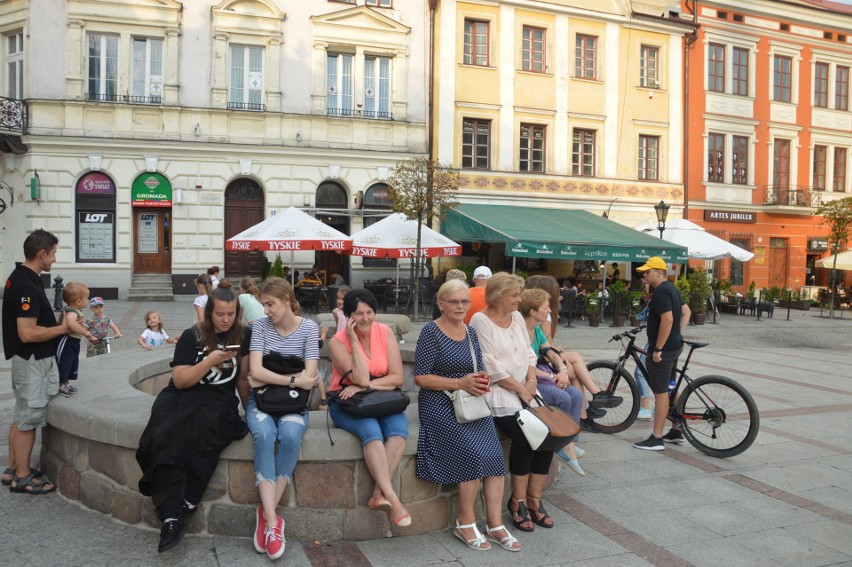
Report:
585,325,760,458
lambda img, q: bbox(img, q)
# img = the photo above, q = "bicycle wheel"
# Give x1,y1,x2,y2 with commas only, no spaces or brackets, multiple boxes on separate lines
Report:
585,361,639,434
675,375,759,458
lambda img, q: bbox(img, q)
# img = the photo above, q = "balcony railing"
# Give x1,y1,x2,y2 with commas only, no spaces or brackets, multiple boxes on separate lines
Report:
326,107,394,120
85,93,163,105
227,101,266,112
0,96,27,133
763,185,813,207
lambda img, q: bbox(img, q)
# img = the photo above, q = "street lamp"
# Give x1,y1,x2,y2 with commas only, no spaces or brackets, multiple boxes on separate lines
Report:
654,200,670,239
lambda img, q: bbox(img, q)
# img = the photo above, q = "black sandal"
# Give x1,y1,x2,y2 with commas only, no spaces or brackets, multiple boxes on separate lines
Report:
507,497,534,532
526,496,553,528
8,473,55,495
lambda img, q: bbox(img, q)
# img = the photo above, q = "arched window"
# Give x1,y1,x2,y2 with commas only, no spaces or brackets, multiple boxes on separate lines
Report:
316,181,348,208
75,171,117,263
362,182,396,268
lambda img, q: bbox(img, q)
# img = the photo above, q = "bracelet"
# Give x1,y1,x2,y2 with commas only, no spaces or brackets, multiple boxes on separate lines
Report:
559,366,568,373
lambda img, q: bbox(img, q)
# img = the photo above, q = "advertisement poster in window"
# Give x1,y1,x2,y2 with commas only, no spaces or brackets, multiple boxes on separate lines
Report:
78,212,115,261
138,212,159,253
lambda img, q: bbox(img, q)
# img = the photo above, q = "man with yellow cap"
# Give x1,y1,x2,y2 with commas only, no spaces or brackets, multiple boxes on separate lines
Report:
632,257,690,451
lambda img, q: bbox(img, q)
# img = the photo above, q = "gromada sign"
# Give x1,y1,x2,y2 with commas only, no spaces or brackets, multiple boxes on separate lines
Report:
132,173,172,207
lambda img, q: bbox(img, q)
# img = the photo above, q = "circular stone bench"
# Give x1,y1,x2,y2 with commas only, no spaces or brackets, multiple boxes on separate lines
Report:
42,344,557,541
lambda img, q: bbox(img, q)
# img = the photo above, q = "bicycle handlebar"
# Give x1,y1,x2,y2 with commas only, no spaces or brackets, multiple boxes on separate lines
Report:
609,325,647,343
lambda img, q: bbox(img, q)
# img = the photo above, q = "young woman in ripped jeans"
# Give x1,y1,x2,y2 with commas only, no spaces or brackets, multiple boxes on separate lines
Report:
246,277,320,560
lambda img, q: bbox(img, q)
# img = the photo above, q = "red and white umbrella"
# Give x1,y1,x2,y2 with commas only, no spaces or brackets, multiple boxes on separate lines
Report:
226,207,352,253
350,213,461,259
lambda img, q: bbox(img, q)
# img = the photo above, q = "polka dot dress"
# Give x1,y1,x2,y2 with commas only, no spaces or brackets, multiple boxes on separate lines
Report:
414,322,506,485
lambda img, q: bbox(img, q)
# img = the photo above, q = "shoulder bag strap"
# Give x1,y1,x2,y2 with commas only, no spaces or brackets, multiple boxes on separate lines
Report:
444,327,477,400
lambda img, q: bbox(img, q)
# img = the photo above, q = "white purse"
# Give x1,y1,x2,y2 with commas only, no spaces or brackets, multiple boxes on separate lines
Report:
445,329,492,424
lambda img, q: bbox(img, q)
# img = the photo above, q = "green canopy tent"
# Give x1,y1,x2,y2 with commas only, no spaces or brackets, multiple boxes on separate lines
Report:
440,204,689,267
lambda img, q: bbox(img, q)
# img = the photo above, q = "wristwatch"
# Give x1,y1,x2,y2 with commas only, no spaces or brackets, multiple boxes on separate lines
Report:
290,376,296,386
654,348,663,353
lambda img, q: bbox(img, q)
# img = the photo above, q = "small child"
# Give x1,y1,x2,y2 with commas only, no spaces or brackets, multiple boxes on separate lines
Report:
83,297,122,358
318,286,350,405
138,310,179,351
57,282,97,397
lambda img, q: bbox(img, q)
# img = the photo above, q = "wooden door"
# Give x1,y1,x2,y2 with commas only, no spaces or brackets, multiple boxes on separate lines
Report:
224,179,265,278
768,237,788,288
133,208,171,273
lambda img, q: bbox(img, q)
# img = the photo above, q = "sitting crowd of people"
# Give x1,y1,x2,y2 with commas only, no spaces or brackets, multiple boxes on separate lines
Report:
131,267,635,558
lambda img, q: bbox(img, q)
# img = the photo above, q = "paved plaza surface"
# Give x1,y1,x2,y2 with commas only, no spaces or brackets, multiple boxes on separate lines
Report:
1,297,852,566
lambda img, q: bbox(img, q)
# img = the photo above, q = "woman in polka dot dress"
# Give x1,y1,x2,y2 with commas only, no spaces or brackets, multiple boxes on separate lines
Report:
415,279,520,553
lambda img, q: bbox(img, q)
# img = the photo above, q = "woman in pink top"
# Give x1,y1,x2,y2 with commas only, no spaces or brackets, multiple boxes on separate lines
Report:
329,289,411,528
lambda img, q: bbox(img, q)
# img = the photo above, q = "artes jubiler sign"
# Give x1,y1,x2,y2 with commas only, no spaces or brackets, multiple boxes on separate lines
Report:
131,173,172,207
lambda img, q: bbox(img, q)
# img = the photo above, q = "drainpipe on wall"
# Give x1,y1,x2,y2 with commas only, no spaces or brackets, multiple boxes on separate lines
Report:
426,0,438,229
684,0,700,220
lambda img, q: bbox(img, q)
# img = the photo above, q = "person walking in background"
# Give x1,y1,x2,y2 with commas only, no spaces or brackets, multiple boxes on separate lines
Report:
207,266,220,289
464,266,491,324
238,277,266,326
138,311,179,350
194,273,214,323
56,282,97,397
2,229,67,494
610,263,621,284
84,297,121,358
633,257,691,451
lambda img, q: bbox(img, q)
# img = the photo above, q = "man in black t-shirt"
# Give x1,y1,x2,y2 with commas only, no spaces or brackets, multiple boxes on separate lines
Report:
632,257,691,451
2,229,67,493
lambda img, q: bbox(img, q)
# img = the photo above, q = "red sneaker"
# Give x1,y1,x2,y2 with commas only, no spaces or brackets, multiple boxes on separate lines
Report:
265,514,286,560
253,505,267,553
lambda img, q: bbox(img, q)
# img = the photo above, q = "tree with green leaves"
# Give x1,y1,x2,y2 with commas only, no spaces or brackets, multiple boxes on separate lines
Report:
814,196,852,319
386,157,460,319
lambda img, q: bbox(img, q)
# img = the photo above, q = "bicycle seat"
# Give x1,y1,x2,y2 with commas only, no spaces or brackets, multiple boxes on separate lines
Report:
684,340,708,349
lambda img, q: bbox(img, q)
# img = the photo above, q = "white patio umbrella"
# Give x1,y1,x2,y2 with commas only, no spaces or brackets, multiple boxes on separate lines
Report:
634,218,754,261
226,206,352,284
815,250,852,271
350,213,462,282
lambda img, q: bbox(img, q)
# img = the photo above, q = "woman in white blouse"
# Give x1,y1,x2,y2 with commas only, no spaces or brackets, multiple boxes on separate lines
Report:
469,272,555,534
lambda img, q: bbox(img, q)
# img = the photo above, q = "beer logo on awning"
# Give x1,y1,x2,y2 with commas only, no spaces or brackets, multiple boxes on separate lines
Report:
274,229,296,238
143,177,160,190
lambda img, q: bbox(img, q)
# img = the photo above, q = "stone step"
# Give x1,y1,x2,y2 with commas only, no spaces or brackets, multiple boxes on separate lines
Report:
127,288,174,301
130,281,172,288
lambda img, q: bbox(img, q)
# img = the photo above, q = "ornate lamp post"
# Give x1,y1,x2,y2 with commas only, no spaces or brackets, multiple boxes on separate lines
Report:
654,200,670,239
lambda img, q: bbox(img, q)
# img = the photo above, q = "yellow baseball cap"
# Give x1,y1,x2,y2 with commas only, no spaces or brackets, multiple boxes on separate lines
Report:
636,257,668,272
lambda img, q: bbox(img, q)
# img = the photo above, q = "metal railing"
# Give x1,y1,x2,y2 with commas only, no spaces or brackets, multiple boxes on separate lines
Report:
762,185,813,207
227,101,266,112
326,107,394,120
0,96,27,133
85,93,163,105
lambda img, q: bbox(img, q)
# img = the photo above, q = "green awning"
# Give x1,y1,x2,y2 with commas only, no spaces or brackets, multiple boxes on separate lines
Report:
441,204,689,263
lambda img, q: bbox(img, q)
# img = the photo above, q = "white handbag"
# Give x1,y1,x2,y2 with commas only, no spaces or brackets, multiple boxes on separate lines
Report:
515,395,580,451
445,329,491,424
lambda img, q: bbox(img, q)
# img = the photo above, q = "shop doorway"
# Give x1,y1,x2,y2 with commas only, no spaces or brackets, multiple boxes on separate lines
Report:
224,178,265,278
133,208,171,273
315,181,350,285
768,237,788,288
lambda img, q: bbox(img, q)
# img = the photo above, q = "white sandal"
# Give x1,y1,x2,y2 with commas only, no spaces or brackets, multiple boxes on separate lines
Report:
486,524,521,552
453,520,490,551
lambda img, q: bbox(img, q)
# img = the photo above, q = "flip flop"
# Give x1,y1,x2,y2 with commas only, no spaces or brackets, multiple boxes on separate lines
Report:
2,467,44,486
9,473,56,495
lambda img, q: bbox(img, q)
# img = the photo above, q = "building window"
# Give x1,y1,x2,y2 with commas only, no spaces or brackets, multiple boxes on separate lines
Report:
773,139,791,189
640,45,659,88
834,148,847,192
836,65,849,111
773,55,792,102
462,118,490,170
521,26,545,73
87,33,118,101
5,31,23,99
732,47,749,96
364,56,391,118
638,135,659,181
729,238,750,285
571,129,595,176
575,35,596,79
229,45,264,111
366,0,392,6
463,20,489,66
813,145,827,190
708,43,725,92
814,62,829,108
75,172,117,263
732,135,749,185
708,133,725,182
131,37,163,104
326,53,353,116
519,124,545,172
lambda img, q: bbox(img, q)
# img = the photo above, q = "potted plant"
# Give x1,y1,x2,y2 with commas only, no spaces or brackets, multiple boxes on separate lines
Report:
584,294,601,327
687,268,712,325
628,290,645,326
787,289,811,311
608,280,629,326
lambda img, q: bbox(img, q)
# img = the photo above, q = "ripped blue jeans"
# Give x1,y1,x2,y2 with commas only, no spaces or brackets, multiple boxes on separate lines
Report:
246,391,309,485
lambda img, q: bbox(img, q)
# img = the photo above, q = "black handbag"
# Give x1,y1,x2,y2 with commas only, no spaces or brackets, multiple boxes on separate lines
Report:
254,353,309,416
332,376,410,419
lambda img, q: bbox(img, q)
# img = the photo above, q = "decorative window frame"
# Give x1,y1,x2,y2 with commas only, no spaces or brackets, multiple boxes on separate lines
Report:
703,117,758,187
702,30,757,98
310,6,410,120
65,0,181,103
809,49,852,112
211,0,284,111
768,41,802,106
635,37,665,90
516,17,552,76
458,10,496,70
